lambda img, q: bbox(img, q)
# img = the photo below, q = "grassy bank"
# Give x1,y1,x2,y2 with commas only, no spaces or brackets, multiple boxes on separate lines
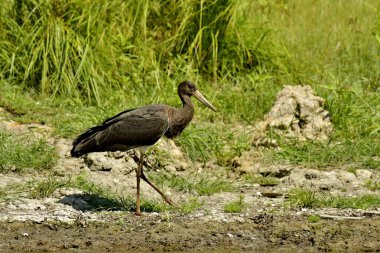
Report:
0,0,379,171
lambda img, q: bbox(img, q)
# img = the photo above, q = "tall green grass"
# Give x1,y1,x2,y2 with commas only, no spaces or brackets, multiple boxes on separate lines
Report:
0,0,273,105
0,0,131,104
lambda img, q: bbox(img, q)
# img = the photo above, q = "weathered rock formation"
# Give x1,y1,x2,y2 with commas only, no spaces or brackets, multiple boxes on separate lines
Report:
256,85,332,142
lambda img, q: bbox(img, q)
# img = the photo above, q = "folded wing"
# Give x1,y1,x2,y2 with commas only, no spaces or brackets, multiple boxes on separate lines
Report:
71,105,169,157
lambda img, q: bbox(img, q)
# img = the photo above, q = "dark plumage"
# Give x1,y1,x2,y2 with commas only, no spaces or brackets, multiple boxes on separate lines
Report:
71,81,216,215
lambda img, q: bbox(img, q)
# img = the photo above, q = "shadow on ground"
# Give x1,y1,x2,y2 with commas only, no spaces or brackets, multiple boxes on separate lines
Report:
60,193,135,212
59,193,163,213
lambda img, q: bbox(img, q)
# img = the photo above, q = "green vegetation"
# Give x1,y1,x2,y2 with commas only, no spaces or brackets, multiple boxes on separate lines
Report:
0,129,57,172
0,188,5,201
177,125,252,165
307,214,321,223
180,197,204,214
150,172,235,195
365,180,380,191
223,195,245,213
287,188,318,208
242,174,279,186
287,188,380,209
0,0,379,170
30,175,68,199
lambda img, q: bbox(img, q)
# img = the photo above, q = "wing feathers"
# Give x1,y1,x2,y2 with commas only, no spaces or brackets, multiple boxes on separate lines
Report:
71,105,169,157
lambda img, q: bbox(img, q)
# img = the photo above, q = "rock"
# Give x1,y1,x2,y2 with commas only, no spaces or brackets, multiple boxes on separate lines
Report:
252,134,278,148
15,199,46,210
355,169,372,182
151,139,190,171
256,85,332,142
108,151,126,159
7,204,17,210
53,188,83,198
259,166,292,178
164,165,177,173
235,163,260,175
232,149,261,175
84,152,127,172
337,171,357,184
285,168,342,190
124,157,138,172
226,233,234,238
282,168,371,192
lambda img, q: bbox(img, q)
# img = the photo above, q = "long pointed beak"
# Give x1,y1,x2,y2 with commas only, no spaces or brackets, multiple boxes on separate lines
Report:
193,90,217,112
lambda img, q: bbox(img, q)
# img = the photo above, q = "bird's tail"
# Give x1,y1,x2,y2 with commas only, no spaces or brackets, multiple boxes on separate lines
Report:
71,126,103,157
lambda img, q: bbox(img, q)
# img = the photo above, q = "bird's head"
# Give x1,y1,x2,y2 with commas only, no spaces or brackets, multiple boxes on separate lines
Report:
178,81,217,112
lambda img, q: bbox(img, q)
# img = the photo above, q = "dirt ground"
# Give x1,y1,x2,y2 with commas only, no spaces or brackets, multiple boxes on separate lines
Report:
1,168,379,253
1,212,379,252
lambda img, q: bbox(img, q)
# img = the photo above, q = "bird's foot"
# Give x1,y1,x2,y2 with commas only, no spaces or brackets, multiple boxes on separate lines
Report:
134,211,142,216
165,198,179,208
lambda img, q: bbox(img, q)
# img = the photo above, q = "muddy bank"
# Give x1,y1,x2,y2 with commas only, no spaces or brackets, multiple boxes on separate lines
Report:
1,213,379,252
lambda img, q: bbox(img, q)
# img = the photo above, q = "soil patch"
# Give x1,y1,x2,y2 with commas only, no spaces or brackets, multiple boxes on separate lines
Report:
1,214,379,252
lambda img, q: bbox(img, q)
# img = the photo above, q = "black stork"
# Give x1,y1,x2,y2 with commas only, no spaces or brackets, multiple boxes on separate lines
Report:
71,81,217,215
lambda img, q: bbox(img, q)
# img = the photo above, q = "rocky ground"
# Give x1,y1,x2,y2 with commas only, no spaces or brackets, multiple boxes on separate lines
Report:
0,86,379,252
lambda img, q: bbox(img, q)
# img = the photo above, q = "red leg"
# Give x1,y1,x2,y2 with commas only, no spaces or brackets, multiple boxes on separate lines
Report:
134,154,143,216
140,169,178,207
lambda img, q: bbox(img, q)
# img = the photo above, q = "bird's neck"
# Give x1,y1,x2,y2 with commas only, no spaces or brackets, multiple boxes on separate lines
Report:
180,95,194,115
164,94,194,138
180,94,194,113
176,94,194,124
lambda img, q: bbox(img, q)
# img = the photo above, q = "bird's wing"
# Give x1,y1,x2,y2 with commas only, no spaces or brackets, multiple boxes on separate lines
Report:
101,108,135,125
94,105,169,149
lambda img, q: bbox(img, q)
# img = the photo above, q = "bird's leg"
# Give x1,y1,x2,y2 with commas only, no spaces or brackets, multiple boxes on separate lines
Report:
140,168,178,207
134,152,144,216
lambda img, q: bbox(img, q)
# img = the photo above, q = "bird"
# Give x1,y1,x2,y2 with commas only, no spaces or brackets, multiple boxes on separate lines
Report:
71,81,217,215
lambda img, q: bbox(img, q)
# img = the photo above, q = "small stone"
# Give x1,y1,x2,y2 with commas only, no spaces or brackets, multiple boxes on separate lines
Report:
7,204,17,210
259,166,292,178
165,165,177,173
226,233,234,238
338,171,357,183
355,169,372,182
85,152,127,172
236,217,245,224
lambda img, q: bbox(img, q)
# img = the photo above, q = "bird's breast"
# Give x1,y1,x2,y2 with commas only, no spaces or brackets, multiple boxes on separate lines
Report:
165,124,188,138
165,107,194,138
